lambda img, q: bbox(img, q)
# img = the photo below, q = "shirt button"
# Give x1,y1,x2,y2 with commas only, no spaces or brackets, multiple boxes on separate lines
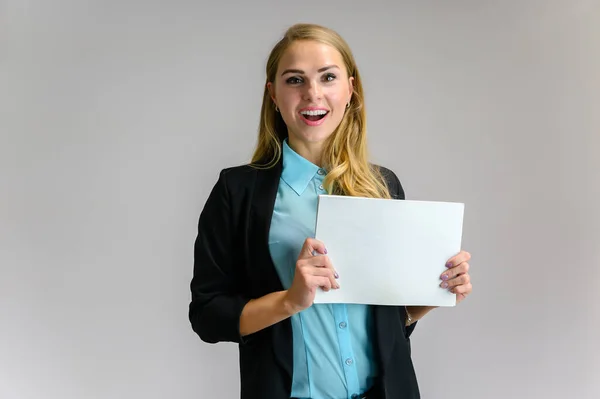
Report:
351,394,359,399
319,184,324,190
317,169,325,175
345,358,353,366
339,321,347,329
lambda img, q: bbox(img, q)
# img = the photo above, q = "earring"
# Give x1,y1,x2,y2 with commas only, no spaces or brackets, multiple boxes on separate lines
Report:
346,102,350,109
275,105,279,112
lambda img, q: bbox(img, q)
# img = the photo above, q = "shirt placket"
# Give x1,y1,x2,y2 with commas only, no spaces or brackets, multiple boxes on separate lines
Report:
333,304,360,398
313,171,361,398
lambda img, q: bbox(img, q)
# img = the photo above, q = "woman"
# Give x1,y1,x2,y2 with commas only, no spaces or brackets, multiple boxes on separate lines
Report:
189,23,472,399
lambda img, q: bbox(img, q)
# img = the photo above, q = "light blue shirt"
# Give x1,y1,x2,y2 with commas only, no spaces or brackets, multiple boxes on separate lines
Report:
268,139,377,399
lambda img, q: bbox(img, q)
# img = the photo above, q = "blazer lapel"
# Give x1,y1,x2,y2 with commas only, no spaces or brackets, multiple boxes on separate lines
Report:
248,157,294,383
249,158,284,294
373,305,398,375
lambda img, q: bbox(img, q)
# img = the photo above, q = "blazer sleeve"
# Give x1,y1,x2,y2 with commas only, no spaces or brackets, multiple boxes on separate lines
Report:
379,165,418,339
188,169,251,344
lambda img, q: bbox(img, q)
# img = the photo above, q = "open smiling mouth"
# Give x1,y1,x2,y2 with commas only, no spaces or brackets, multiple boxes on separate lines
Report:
300,110,329,124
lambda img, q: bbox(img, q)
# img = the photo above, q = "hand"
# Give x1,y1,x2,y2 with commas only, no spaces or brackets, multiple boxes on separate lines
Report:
440,250,472,304
284,238,340,313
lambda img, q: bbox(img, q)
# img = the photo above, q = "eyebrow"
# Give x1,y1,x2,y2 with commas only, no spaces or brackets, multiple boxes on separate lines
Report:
280,65,340,76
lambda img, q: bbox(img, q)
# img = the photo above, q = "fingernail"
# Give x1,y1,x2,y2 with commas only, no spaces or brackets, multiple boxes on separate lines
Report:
334,272,339,279
441,282,449,288
441,274,449,281
324,248,328,254
445,262,453,268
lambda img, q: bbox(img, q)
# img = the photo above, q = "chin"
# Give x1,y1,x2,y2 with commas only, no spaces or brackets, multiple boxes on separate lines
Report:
298,131,333,144
295,125,336,142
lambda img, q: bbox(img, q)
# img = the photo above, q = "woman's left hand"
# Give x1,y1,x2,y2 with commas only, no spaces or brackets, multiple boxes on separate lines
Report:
440,250,472,304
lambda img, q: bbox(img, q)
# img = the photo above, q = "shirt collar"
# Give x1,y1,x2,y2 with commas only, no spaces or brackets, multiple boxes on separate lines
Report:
281,139,321,196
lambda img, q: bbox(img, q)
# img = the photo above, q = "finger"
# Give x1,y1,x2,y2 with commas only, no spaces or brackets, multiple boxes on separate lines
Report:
312,276,333,291
440,273,470,289
317,266,339,289
301,237,327,258
440,262,469,281
304,255,339,279
303,266,339,288
450,282,472,295
445,250,471,268
298,261,339,289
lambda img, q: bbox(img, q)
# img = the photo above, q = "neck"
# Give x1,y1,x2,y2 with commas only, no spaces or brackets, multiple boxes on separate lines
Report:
287,136,324,167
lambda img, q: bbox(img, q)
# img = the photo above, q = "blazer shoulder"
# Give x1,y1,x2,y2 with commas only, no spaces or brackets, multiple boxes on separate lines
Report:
372,164,405,200
219,164,258,185
215,162,283,199
208,163,256,196
220,163,257,178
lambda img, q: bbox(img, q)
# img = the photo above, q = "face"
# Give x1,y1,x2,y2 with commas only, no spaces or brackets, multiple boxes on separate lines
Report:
267,40,354,149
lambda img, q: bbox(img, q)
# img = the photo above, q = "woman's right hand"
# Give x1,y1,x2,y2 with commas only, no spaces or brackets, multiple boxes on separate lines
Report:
284,238,340,314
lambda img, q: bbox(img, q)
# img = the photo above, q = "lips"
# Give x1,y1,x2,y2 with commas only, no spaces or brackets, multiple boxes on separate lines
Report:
299,112,328,126
299,108,329,126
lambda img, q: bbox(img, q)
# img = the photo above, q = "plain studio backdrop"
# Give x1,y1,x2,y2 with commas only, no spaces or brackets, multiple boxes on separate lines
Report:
1,1,599,398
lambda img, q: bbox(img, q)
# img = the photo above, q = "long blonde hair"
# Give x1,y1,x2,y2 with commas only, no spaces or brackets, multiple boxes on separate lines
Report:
251,23,391,199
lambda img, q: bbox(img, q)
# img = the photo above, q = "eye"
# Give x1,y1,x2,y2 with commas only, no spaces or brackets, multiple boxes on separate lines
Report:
323,73,337,82
286,76,303,85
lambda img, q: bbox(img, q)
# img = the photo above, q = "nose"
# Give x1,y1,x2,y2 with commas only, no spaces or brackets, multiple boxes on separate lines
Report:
302,79,323,102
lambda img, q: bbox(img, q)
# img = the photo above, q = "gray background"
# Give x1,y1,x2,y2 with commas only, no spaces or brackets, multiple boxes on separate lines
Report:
2,0,599,398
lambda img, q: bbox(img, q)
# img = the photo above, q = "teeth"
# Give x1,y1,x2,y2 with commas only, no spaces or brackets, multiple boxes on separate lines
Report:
300,110,328,116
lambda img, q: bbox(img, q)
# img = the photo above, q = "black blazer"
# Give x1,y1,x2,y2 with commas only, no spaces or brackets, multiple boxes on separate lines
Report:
189,157,420,399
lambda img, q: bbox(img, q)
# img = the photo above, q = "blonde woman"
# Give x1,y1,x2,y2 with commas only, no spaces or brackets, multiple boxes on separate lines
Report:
189,23,472,399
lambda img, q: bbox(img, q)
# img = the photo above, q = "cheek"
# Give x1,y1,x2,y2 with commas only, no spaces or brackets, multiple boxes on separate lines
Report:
276,88,299,108
276,90,300,125
326,89,348,108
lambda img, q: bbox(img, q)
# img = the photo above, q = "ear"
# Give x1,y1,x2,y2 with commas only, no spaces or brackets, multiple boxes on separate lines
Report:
266,82,277,107
347,76,354,102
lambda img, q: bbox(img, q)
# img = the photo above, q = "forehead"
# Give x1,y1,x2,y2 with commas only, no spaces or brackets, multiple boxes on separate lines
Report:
278,40,346,73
